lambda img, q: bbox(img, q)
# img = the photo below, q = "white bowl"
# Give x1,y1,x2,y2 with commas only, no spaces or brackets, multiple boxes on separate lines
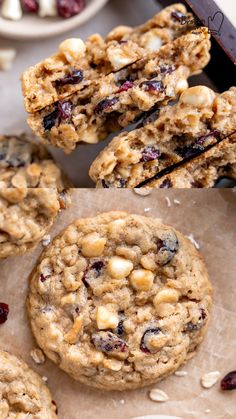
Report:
0,0,109,40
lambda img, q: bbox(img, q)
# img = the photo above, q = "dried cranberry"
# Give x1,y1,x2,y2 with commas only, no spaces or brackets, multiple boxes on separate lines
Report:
40,274,48,283
102,180,110,188
141,146,160,162
140,328,161,354
184,308,207,332
221,371,236,390
116,81,134,94
55,69,83,87
115,312,125,336
175,130,221,159
156,232,179,265
94,97,119,114
92,331,128,353
57,0,85,18
91,261,104,276
171,11,186,23
160,65,176,74
58,100,72,120
159,178,172,189
43,108,59,131
119,179,127,188
140,80,165,93
82,261,105,288
21,0,38,12
0,303,9,324
52,400,58,415
82,269,90,288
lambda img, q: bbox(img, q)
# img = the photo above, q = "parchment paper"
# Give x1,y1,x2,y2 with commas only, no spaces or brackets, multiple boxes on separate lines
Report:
0,189,236,419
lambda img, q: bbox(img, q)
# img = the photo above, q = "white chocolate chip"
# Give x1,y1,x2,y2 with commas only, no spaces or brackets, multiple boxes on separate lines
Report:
30,348,45,364
200,371,221,389
38,0,57,17
42,376,48,382
1,0,22,20
0,49,16,71
130,269,154,291
81,233,106,257
153,288,179,306
59,38,86,63
142,32,163,52
176,78,189,94
149,388,169,402
180,86,216,108
107,46,135,71
103,358,122,371
108,219,126,235
107,256,133,279
96,306,119,330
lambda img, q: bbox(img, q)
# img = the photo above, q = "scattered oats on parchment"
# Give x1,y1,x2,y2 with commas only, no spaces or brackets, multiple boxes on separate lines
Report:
174,370,188,377
30,348,45,364
187,234,200,250
149,388,169,402
134,189,152,197
42,234,51,247
165,197,171,207
200,371,221,389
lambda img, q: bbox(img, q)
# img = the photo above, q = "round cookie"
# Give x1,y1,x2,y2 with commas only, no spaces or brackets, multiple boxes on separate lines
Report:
0,134,71,259
0,350,57,418
28,212,212,391
0,134,69,189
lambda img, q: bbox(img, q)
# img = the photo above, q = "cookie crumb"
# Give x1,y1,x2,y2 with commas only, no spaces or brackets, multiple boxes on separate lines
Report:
200,371,220,389
42,376,48,382
149,388,169,402
30,348,45,364
174,199,181,205
120,399,125,405
42,235,51,247
144,208,151,213
165,197,171,207
205,409,211,414
174,370,188,377
187,234,200,250
134,189,151,196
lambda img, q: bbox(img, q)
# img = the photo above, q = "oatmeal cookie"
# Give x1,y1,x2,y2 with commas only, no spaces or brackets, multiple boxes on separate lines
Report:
28,29,210,153
0,350,57,418
89,87,236,188
0,134,70,189
21,4,194,113
28,212,212,391
0,188,71,259
146,134,236,188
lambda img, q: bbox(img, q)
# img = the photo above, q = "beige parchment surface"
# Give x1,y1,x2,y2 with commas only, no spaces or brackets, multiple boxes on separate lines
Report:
0,189,236,419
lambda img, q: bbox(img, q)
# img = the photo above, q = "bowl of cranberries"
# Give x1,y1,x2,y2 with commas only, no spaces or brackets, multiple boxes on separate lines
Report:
0,0,109,40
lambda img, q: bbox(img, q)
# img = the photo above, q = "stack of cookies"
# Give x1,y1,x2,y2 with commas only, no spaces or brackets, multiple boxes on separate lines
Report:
19,3,236,188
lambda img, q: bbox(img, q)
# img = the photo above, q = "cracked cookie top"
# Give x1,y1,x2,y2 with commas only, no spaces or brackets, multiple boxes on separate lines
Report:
0,350,57,418
28,212,212,391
